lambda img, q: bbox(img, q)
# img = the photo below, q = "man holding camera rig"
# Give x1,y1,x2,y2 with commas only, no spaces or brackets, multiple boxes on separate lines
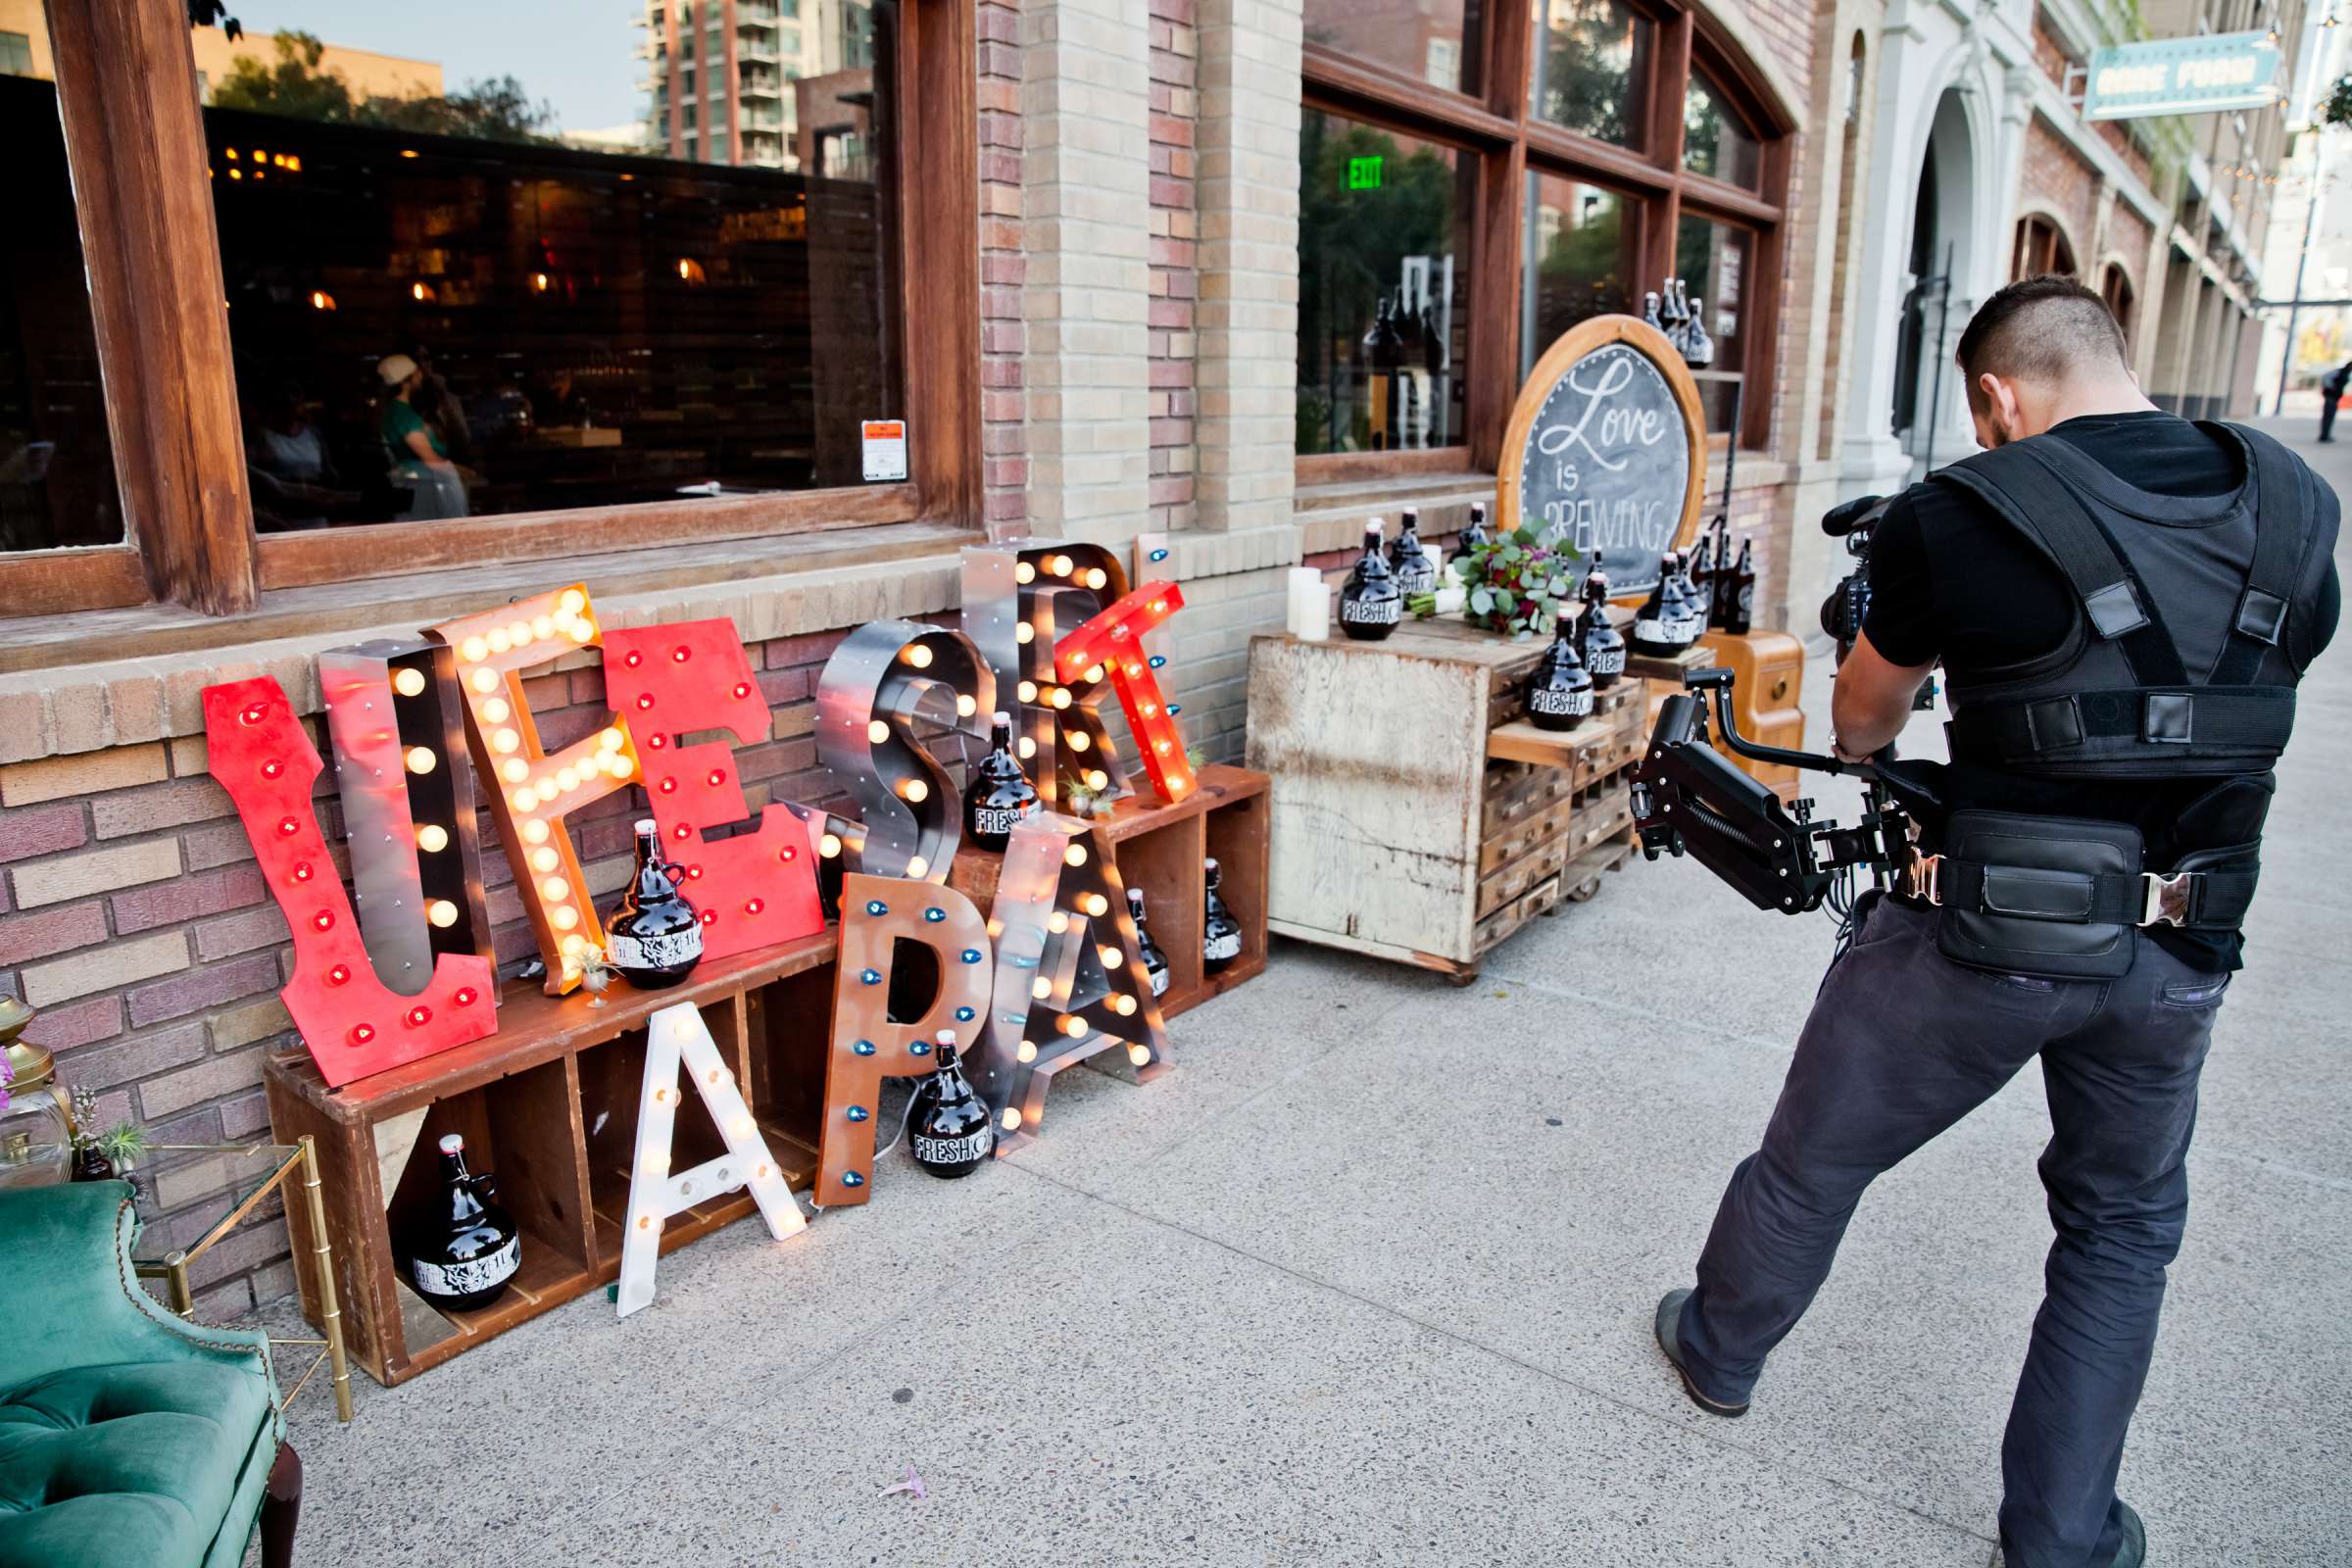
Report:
1650,275,2340,1568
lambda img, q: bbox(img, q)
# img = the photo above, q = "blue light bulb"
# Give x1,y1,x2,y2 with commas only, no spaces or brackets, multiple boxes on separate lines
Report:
1149,655,1167,668
853,1039,877,1056
847,1105,870,1122
860,968,882,985
843,1170,865,1187
924,906,946,923
865,899,889,916
955,1005,976,1021
960,948,983,964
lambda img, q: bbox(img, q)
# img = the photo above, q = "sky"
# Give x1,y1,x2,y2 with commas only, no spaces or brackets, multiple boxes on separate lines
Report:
228,1,646,132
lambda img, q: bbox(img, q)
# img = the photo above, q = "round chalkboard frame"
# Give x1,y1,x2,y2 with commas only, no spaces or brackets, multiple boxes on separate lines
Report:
1494,315,1706,603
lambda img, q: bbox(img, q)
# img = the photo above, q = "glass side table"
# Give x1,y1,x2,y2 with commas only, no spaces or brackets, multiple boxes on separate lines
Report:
131,1136,354,1424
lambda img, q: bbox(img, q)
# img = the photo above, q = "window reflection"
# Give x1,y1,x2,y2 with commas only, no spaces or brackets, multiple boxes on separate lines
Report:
207,1,901,530
1523,174,1639,374
1683,73,1759,188
1298,110,1474,456
0,3,125,555
1530,0,1651,148
1302,0,1483,94
1676,213,1751,433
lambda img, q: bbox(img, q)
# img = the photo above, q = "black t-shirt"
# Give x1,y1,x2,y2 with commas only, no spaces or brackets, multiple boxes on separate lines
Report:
1862,411,2341,972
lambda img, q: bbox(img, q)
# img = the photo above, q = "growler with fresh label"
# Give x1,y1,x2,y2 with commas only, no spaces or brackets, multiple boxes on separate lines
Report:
606,819,703,988
1523,611,1595,731
1338,520,1403,640
963,710,1040,852
1202,858,1243,973
1129,887,1171,998
1579,554,1628,691
1389,506,1436,596
909,1033,995,1177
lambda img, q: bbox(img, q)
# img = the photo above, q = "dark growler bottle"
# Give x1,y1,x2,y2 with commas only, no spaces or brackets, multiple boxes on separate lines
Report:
606,818,703,988
1642,290,1665,335
1579,556,1628,691
1668,550,1709,643
1682,280,1715,368
1202,858,1243,974
963,710,1040,852
1659,279,1689,355
1688,533,1715,626
1632,552,1687,656
1449,501,1491,572
1128,887,1171,999
1389,506,1436,596
908,1032,995,1177
1522,610,1594,731
400,1134,520,1312
1338,519,1403,641
1725,538,1756,635
1707,523,1734,628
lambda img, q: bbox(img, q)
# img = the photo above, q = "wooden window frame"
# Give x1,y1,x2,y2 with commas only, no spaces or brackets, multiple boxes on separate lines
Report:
1298,0,1791,481
0,0,979,621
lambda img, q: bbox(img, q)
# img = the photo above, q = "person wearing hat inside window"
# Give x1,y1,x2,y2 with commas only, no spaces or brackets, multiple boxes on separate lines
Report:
377,352,469,520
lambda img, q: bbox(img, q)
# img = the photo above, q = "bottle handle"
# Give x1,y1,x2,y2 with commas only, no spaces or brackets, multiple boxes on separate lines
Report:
470,1172,498,1200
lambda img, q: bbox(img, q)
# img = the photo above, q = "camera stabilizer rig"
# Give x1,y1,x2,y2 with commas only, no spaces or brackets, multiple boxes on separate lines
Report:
1629,668,1939,917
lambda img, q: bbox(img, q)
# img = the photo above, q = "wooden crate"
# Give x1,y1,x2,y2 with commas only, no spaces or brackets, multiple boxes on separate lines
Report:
1247,619,1659,983
949,762,1271,1019
266,936,837,1388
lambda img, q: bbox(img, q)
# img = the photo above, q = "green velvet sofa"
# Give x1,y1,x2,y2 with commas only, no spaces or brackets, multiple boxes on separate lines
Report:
0,1180,301,1568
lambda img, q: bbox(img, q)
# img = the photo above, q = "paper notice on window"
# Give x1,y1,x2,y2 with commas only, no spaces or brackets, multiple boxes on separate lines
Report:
861,419,908,482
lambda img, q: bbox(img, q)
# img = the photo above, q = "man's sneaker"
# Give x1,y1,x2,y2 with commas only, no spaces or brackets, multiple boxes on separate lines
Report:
1988,1500,2146,1568
1653,1289,1748,1418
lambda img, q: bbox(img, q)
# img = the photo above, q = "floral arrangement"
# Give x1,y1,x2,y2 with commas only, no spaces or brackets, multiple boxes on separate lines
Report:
1425,524,1582,638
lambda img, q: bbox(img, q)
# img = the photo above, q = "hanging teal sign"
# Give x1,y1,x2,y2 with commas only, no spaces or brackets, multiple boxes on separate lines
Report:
2084,30,2281,121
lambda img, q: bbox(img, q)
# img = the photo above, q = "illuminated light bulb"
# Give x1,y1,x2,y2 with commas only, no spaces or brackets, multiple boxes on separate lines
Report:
492,728,520,754
522,819,550,845
756,1163,771,1180
1016,1040,1038,1063
471,667,500,694
261,759,284,780
556,766,581,793
416,823,450,854
671,646,691,664
904,644,933,669
1003,1107,1024,1130
1017,680,1038,703
1126,663,1143,678
1113,995,1139,1016
291,862,314,883
351,1022,374,1044
778,844,798,863
505,620,531,646
1065,844,1089,867
598,728,625,753
1051,688,1072,710
636,694,656,710
405,1004,433,1028
534,779,560,805
513,789,539,812
819,833,843,858
541,877,570,902
864,719,893,746
482,697,511,723
1048,910,1071,933
312,910,335,932
568,620,595,643
1128,1042,1152,1065
1099,944,1125,970
455,987,477,1006
906,856,930,877
706,768,724,788
1015,562,1037,584
1167,772,1192,793
502,758,529,783
1031,977,1053,1000
560,589,587,614
1068,731,1091,752
552,906,580,931
405,746,437,774
326,964,350,986
392,667,427,698
1061,1015,1088,1037
745,898,764,915
1017,737,1037,759
637,1214,654,1231
275,815,300,838
1087,769,1109,790
900,779,929,804
1085,567,1108,590
487,628,512,654
956,694,978,717
530,847,560,873
1082,893,1109,917
1015,623,1035,644
1156,740,1173,755
1048,555,1073,577
532,614,556,640
1141,703,1159,718
427,900,460,928
561,933,591,956
461,635,489,662
1149,599,1166,613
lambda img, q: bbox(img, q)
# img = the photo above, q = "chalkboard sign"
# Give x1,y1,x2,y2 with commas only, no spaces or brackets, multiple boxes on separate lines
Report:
1494,316,1705,600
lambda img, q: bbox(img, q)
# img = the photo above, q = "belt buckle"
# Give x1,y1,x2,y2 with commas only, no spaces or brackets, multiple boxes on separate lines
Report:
1901,853,1942,906
2141,871,2194,927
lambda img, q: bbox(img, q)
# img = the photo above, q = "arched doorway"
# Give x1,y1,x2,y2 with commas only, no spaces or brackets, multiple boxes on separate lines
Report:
1889,89,1976,468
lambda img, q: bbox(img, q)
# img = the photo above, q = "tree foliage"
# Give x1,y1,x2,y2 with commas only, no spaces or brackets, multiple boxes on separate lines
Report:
210,31,556,144
2326,75,2352,129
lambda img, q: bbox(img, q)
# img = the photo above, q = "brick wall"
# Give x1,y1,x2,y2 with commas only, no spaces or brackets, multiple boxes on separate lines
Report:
981,0,1031,535
2021,116,2101,274
1148,0,1200,535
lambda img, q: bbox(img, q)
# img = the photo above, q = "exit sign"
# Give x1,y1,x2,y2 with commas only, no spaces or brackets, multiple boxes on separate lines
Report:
1347,156,1383,190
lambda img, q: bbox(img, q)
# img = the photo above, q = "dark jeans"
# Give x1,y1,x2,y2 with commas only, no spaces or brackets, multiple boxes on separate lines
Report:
1678,894,2227,1568
2322,393,2340,441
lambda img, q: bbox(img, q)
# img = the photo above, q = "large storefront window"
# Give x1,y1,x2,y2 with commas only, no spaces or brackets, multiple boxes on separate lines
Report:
1523,175,1641,375
1299,0,1789,474
1297,110,1474,457
206,3,901,531
1530,0,1652,148
0,4,124,555
1302,0,1485,95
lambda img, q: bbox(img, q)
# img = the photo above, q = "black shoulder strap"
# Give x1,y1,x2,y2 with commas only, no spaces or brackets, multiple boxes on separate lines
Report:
2211,422,2308,682
1935,443,2188,686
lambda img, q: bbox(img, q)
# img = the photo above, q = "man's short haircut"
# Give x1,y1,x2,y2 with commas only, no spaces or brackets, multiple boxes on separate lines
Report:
1955,274,2130,406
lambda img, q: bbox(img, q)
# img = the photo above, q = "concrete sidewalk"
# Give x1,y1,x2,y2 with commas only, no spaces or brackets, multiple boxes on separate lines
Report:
255,417,2350,1568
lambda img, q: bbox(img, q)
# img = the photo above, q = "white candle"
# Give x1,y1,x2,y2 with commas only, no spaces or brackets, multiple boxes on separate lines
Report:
1288,566,1330,641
